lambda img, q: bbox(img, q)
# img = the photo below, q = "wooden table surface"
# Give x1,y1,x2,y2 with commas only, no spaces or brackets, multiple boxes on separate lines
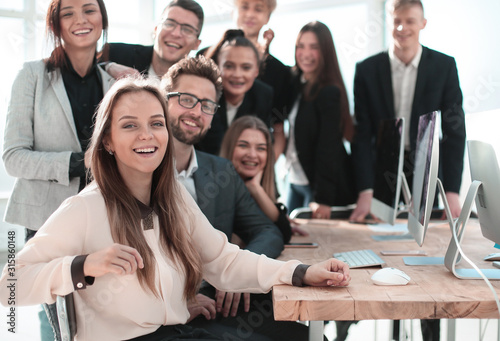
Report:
273,219,500,322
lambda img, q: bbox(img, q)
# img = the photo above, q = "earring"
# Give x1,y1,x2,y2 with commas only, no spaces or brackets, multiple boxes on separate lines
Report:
108,150,114,155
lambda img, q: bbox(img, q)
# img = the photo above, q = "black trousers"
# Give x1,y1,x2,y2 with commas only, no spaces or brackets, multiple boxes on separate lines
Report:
126,324,222,341
188,286,315,341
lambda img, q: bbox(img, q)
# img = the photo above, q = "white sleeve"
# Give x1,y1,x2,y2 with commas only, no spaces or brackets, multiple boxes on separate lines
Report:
179,185,301,293
0,195,90,306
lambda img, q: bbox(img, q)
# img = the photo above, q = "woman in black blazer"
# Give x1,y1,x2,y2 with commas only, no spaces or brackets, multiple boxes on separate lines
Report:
196,30,273,155
281,21,355,219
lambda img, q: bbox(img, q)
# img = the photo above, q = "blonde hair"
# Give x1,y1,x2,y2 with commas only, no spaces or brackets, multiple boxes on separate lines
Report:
87,76,203,300
386,0,424,16
220,116,276,200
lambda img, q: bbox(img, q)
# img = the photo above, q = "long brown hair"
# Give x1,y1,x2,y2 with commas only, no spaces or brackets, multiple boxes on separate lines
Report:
87,77,202,300
295,21,354,142
45,0,109,71
220,116,276,200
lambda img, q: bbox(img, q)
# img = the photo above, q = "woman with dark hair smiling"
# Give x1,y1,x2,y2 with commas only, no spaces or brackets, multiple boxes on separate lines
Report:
196,29,274,155
0,76,351,341
279,21,356,219
2,0,113,338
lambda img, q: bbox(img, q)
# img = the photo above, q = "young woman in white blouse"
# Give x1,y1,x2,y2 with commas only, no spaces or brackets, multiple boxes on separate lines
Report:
0,77,350,341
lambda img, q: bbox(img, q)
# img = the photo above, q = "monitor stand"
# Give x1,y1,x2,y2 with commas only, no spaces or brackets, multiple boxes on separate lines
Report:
443,180,500,280
371,175,413,241
403,178,455,265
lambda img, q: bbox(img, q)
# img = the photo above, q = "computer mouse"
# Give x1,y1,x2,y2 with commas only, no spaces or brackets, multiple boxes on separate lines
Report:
371,267,410,286
484,253,500,261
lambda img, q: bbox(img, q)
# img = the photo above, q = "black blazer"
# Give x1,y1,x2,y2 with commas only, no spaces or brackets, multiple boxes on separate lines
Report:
260,54,291,122
196,79,274,155
106,43,153,74
352,46,466,193
290,77,355,206
193,151,284,257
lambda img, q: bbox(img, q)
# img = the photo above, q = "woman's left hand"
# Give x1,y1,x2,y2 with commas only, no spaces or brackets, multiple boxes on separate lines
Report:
303,258,351,287
244,170,263,191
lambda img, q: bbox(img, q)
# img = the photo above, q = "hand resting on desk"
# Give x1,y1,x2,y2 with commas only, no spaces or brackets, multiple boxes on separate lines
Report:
304,259,351,287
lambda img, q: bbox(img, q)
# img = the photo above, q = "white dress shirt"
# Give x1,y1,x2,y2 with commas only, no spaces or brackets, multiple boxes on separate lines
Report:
389,45,423,149
285,95,309,185
175,146,198,201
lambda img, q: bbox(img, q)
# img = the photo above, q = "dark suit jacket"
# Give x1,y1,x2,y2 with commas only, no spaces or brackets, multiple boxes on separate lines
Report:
106,43,153,74
260,54,291,123
291,77,356,206
352,46,466,193
195,79,274,155
193,150,284,258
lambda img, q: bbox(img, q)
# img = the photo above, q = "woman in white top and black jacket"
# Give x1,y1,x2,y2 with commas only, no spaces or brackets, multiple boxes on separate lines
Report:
280,21,356,219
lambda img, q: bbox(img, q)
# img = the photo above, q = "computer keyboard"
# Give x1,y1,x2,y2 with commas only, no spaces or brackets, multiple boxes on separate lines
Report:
333,249,385,268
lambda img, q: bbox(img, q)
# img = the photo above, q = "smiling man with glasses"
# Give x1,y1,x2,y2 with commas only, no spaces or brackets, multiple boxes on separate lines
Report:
160,56,310,341
167,92,220,116
106,0,203,78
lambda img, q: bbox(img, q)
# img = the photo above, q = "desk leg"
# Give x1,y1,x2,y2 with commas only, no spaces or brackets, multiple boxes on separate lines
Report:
309,320,324,341
447,319,456,341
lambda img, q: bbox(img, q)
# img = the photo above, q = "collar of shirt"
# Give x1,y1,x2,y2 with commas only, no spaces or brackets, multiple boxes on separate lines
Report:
389,44,423,71
175,146,198,180
135,198,159,219
62,52,99,79
147,63,159,78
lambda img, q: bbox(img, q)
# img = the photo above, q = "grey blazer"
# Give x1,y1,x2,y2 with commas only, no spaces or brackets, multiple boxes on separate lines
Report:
2,60,114,230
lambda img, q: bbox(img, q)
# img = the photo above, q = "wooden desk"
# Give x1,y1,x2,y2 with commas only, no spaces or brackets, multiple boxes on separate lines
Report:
273,219,500,340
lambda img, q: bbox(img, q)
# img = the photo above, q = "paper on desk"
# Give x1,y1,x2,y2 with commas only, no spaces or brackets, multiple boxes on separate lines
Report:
367,223,408,233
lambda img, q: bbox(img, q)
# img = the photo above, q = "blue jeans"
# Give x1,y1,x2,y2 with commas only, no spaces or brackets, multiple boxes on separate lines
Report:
286,183,313,213
26,229,56,341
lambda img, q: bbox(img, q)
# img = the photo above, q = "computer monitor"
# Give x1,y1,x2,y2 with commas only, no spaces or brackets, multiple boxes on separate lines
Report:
371,118,410,225
467,141,500,244
443,140,500,279
407,111,440,246
403,111,458,265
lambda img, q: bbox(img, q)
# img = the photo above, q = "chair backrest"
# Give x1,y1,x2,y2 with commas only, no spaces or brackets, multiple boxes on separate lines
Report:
289,205,355,219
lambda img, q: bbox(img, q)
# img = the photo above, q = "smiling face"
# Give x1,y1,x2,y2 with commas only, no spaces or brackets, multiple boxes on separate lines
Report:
219,45,259,105
235,0,270,39
59,0,103,51
295,31,321,81
167,74,217,146
153,6,201,67
231,128,267,179
104,91,168,182
390,4,426,52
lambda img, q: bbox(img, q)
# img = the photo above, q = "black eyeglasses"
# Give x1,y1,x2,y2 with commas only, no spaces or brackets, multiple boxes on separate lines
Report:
161,18,199,37
167,92,219,115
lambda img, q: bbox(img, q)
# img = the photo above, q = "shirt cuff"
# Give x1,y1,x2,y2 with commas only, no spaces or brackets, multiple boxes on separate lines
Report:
71,255,95,290
292,264,311,287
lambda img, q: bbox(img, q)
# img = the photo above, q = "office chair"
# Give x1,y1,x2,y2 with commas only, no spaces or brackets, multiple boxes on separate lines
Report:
289,205,356,220
55,293,77,341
